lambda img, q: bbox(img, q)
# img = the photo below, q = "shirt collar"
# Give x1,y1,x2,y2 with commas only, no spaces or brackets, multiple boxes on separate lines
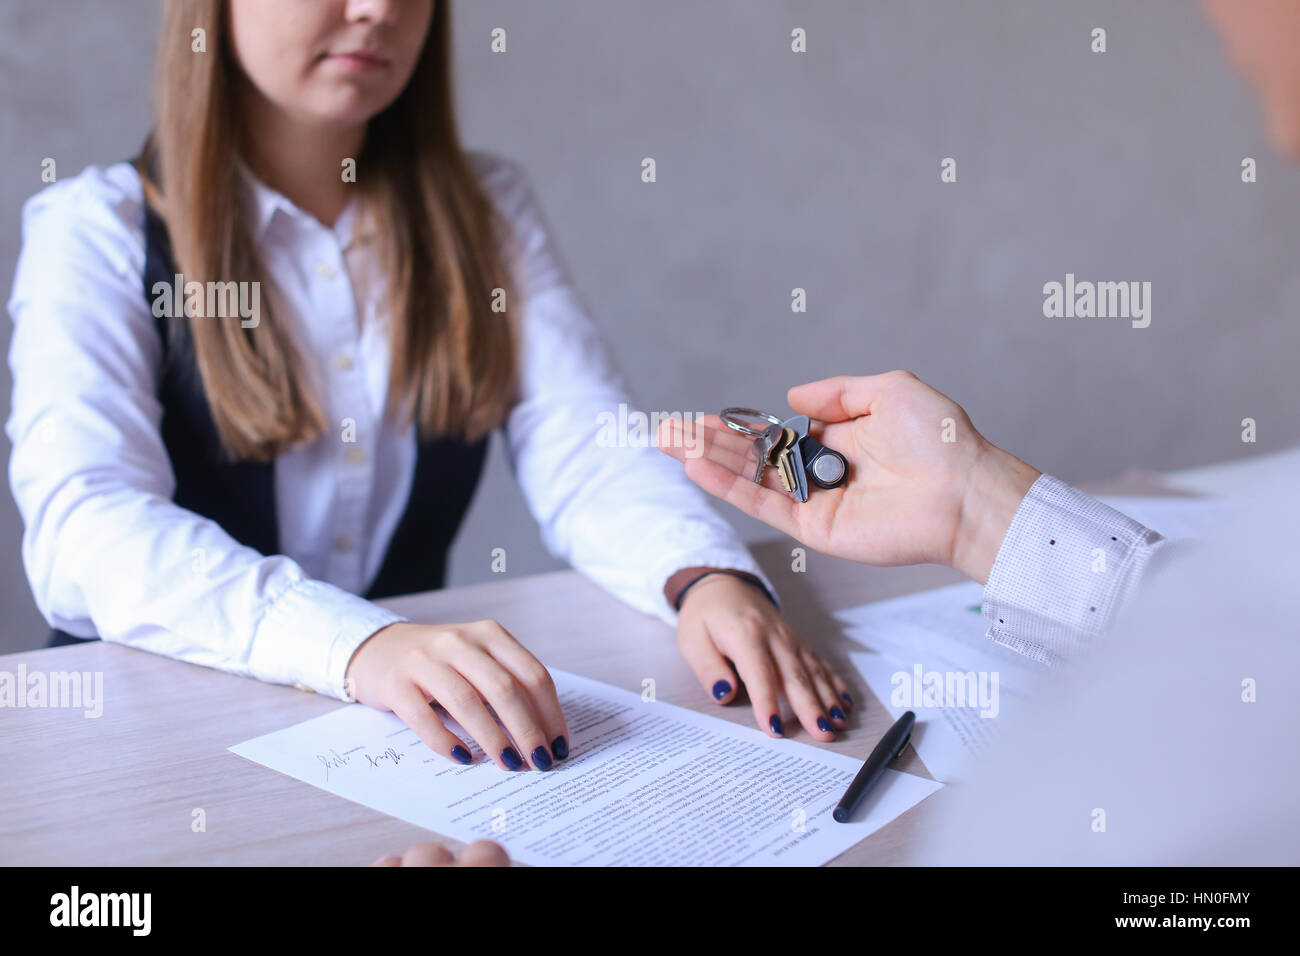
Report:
236,159,296,239
235,159,364,247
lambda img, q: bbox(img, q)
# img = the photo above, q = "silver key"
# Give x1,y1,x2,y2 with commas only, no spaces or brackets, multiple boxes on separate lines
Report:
751,423,785,484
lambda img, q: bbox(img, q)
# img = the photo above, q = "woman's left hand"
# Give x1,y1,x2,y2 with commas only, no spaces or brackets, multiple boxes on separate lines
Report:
674,574,852,740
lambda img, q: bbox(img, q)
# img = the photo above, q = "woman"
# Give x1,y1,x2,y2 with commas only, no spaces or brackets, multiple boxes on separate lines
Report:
6,0,853,776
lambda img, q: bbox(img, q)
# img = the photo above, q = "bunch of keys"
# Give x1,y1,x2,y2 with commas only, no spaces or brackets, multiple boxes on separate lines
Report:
720,408,849,503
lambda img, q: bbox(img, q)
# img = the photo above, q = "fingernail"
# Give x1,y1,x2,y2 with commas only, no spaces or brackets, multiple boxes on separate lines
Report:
531,746,554,771
830,706,846,722
842,692,853,706
552,736,569,760
817,716,834,733
769,714,784,736
451,745,472,764
712,679,732,700
501,747,523,770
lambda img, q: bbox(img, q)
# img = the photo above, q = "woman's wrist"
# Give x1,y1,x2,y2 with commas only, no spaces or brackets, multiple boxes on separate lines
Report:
665,566,775,612
950,443,1041,585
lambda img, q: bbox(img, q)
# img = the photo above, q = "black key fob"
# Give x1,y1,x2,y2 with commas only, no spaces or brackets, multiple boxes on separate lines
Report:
799,435,849,489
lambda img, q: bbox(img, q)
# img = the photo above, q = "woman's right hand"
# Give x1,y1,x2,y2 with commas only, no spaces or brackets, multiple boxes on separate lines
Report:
345,621,569,772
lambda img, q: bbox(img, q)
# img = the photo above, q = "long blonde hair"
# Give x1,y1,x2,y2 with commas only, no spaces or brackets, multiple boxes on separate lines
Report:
140,0,517,461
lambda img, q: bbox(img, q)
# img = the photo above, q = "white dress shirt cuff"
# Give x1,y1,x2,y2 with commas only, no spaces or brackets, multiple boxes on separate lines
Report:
981,474,1163,666
250,578,407,700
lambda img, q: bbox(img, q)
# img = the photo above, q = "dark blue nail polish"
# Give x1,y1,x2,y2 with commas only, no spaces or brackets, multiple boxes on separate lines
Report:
712,679,732,700
552,736,569,760
830,706,846,722
450,745,472,765
531,746,553,771
501,747,523,770
842,692,853,706
769,714,784,736
817,716,833,733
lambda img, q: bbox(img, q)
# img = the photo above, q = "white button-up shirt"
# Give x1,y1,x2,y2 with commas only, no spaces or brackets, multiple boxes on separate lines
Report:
6,153,770,699
982,474,1166,665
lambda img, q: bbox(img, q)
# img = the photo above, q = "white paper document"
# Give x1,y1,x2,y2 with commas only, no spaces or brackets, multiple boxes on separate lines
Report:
230,669,941,866
836,582,1041,782
834,581,1043,682
849,649,1014,783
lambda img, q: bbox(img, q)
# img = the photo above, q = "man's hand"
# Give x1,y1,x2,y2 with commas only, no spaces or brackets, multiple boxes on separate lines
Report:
658,371,1040,584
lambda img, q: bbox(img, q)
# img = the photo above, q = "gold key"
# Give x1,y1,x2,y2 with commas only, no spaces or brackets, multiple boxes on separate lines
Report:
767,426,791,457
772,427,798,493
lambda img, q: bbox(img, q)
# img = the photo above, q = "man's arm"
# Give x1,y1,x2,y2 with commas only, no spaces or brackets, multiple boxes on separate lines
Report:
658,370,1165,663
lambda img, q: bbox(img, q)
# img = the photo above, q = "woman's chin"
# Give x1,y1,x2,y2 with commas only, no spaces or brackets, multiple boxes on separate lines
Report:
302,89,400,131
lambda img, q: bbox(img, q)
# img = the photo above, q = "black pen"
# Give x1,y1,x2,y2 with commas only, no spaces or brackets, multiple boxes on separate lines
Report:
832,710,916,823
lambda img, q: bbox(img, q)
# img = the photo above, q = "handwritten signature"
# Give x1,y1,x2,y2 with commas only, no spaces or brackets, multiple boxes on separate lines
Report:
316,746,403,780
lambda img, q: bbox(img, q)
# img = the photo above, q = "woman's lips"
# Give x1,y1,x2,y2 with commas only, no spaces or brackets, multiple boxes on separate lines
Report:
323,50,390,73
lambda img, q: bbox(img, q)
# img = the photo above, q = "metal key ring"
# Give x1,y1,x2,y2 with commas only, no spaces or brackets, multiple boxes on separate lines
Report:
721,407,782,437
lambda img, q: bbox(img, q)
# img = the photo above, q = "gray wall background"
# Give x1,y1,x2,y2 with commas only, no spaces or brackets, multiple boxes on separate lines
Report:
2,0,1297,653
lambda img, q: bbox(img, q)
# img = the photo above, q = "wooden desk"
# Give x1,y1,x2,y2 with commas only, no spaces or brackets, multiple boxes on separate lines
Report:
2,446,1286,865
0,539,969,866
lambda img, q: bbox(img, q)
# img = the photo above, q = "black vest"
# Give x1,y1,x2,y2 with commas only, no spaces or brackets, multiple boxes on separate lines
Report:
48,186,488,645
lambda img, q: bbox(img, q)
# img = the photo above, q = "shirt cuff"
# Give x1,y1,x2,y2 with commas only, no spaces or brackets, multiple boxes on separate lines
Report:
981,474,1163,666
249,578,408,700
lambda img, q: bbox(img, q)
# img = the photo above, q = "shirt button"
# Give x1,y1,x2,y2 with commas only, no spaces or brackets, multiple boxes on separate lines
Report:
345,446,366,465
315,260,337,279
332,352,354,371
333,535,353,553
